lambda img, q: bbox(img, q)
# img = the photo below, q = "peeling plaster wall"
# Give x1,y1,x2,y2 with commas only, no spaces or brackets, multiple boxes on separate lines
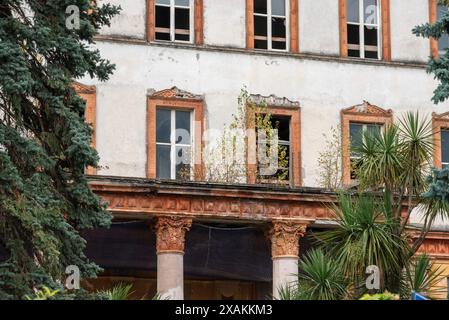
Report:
203,0,246,48
82,42,448,188
88,1,449,189
98,0,146,39
390,0,430,62
299,0,340,56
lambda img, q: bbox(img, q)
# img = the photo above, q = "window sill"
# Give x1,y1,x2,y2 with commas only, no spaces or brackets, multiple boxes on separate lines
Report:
94,35,427,70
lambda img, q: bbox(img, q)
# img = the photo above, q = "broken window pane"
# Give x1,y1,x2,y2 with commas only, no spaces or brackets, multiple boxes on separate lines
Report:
254,15,267,37
347,0,360,23
347,24,360,46
271,0,285,16
157,145,171,179
254,0,267,14
175,7,190,41
156,109,171,143
155,5,170,40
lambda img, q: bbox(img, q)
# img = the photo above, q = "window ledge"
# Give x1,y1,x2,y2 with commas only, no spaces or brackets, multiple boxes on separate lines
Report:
94,35,427,70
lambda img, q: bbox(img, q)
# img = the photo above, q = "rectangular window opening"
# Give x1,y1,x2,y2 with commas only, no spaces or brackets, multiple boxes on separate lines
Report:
155,0,193,43
347,0,381,59
253,0,288,51
156,108,193,180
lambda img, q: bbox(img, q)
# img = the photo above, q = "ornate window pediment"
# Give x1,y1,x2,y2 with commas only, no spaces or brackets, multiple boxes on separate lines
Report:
341,101,392,116
247,94,300,109
147,86,203,101
72,81,96,94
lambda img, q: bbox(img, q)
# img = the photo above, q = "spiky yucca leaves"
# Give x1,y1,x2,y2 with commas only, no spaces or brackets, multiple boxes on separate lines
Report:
401,254,444,299
103,283,134,301
278,249,348,300
315,193,410,293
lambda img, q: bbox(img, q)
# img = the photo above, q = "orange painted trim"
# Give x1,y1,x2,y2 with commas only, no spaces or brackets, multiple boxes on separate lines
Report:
147,0,203,45
246,0,255,49
429,0,439,59
339,0,348,57
381,0,391,61
432,112,449,169
194,0,204,45
73,82,97,175
246,106,302,187
147,0,155,42
147,96,204,181
290,0,299,53
341,104,393,186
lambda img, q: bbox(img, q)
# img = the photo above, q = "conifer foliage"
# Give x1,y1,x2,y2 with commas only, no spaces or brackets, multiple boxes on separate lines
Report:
0,1,120,299
414,0,449,103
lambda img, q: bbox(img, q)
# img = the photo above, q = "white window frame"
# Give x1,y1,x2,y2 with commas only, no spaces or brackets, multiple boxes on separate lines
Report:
254,0,290,52
155,0,194,43
156,108,194,179
347,0,382,60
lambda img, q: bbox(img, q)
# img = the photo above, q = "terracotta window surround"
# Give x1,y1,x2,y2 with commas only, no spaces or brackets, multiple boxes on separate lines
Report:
147,0,204,45
339,0,391,61
429,0,438,58
432,112,449,169
246,0,299,53
341,102,393,186
246,96,301,187
73,81,97,175
147,87,204,181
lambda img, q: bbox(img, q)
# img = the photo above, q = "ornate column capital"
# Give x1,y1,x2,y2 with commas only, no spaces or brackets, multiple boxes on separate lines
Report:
155,216,192,254
269,220,308,259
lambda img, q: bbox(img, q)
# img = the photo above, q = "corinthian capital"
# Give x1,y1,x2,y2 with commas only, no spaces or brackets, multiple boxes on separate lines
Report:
155,216,192,254
269,220,308,258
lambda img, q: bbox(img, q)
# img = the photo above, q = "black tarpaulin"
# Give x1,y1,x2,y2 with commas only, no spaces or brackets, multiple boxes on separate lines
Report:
82,221,273,282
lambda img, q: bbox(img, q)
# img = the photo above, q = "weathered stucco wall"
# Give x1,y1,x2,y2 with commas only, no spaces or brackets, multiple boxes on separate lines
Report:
299,0,340,56
98,0,146,39
390,0,430,62
82,41,447,187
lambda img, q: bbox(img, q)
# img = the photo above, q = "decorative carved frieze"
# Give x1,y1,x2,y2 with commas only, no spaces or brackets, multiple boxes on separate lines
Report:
155,216,192,254
269,220,308,258
147,86,203,101
247,94,300,108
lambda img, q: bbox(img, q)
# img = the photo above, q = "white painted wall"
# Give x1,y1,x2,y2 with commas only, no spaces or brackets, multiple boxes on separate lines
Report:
82,41,449,187
299,0,340,56
98,0,146,39
203,0,246,48
390,0,430,62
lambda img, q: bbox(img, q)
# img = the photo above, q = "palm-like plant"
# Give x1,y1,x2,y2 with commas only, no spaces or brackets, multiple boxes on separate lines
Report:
401,254,444,299
278,249,348,300
103,283,134,300
315,193,410,292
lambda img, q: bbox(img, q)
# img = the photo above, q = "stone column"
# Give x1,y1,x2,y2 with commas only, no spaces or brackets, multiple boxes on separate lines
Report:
155,216,192,300
269,220,307,299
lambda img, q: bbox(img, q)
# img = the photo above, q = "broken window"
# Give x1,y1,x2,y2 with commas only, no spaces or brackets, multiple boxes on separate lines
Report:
438,4,449,56
441,129,449,169
156,108,193,180
349,122,381,180
254,0,288,51
155,0,193,42
257,115,291,184
347,0,381,59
